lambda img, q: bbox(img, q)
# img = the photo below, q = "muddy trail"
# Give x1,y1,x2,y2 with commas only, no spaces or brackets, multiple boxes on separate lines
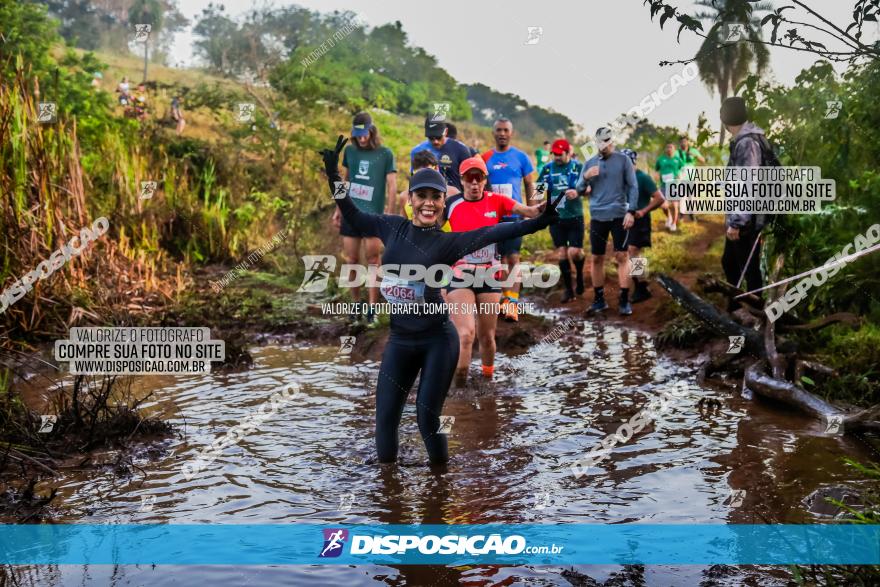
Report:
6,280,878,585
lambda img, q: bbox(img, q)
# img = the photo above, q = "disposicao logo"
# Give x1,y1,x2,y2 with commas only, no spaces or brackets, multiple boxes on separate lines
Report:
318,529,564,559
319,529,348,558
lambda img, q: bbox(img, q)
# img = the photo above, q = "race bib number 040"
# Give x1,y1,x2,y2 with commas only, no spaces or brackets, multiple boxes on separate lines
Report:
463,244,496,265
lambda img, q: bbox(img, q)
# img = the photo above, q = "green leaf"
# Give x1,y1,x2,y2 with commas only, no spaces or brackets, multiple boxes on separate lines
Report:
800,375,815,386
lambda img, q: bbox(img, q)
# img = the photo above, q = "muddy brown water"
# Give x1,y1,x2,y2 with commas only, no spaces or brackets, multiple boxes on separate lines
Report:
6,313,878,586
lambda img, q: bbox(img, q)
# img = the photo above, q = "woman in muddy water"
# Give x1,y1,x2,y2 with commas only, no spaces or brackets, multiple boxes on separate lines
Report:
321,135,563,465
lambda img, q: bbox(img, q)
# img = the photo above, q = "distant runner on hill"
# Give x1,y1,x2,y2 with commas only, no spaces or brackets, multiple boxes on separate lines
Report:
655,142,683,232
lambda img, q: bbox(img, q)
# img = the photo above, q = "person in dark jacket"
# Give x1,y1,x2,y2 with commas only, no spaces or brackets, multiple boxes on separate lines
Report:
720,97,765,307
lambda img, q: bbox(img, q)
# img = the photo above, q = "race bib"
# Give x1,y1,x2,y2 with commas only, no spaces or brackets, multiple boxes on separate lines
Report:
463,244,496,265
349,182,375,202
380,275,425,305
661,173,674,185
493,183,513,197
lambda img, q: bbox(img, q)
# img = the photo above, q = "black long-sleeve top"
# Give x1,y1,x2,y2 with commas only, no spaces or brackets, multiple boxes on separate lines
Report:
335,194,550,335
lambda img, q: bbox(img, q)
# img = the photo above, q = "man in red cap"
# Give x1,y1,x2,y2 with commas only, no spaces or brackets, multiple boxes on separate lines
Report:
537,139,585,302
444,156,545,386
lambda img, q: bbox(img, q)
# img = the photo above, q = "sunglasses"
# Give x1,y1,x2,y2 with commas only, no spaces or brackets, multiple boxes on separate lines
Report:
463,172,486,183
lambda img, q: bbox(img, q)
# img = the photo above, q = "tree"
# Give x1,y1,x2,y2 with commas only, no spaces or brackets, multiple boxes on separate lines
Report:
692,0,772,144
643,0,880,65
43,0,187,62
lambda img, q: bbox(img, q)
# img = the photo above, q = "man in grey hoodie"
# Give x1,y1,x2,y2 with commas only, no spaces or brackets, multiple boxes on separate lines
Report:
719,97,767,308
576,127,638,315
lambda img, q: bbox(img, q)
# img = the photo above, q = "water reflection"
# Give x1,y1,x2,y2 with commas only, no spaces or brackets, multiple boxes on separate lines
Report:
5,319,875,586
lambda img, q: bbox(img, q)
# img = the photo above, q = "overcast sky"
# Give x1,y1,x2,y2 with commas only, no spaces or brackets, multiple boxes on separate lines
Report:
170,0,876,136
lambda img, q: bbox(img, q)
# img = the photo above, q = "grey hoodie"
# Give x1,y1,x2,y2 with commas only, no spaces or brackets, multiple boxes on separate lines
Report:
726,121,767,230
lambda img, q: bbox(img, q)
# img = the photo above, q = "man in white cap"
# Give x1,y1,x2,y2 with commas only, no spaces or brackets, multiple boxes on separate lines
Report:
576,127,638,316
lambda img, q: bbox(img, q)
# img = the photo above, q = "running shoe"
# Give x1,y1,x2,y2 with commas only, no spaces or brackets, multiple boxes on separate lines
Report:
619,301,633,316
587,299,609,314
560,290,575,304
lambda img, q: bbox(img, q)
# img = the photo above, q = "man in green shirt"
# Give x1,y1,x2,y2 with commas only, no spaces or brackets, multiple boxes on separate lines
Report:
331,112,397,321
535,140,551,175
622,149,665,303
677,135,706,167
677,135,705,223
655,142,682,232
537,139,584,302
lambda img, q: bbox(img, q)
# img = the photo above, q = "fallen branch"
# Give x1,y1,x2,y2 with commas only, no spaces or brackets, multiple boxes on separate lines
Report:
8,448,59,477
778,312,861,332
698,275,765,310
744,362,843,419
744,363,880,433
656,274,764,356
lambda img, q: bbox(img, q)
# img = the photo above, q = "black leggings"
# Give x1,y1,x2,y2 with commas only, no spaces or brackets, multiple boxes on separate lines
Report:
375,321,460,464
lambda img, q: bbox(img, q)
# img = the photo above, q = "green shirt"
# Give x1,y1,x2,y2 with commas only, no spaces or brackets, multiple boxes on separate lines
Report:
537,160,583,220
535,148,551,173
654,154,682,189
342,145,396,214
635,170,658,209
677,146,703,167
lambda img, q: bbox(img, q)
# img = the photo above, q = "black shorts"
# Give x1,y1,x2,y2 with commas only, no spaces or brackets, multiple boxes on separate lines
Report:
340,216,370,238
628,214,652,249
498,218,523,257
549,217,584,249
589,218,629,255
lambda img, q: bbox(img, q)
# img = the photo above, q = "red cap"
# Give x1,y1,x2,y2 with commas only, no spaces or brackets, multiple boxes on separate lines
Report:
459,156,488,176
550,139,571,155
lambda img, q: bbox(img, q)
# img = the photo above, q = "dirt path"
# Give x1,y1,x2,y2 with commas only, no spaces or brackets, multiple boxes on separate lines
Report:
528,216,727,334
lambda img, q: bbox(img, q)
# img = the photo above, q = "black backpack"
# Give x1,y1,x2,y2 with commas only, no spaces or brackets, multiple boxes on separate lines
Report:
729,132,781,231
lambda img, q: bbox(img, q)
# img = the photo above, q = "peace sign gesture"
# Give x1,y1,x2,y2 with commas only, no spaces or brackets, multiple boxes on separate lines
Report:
319,135,348,172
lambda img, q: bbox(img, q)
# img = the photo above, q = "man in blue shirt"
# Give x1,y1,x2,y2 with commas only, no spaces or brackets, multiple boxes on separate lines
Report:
576,127,638,316
481,118,536,322
410,117,472,192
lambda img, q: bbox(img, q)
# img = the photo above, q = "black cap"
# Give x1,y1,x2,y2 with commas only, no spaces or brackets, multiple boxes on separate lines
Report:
720,97,748,126
425,117,446,138
409,168,447,193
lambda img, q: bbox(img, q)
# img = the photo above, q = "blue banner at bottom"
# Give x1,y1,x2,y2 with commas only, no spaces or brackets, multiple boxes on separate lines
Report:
1,524,878,565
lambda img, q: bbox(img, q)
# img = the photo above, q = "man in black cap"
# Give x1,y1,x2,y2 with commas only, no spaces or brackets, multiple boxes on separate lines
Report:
720,96,767,304
410,116,472,192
